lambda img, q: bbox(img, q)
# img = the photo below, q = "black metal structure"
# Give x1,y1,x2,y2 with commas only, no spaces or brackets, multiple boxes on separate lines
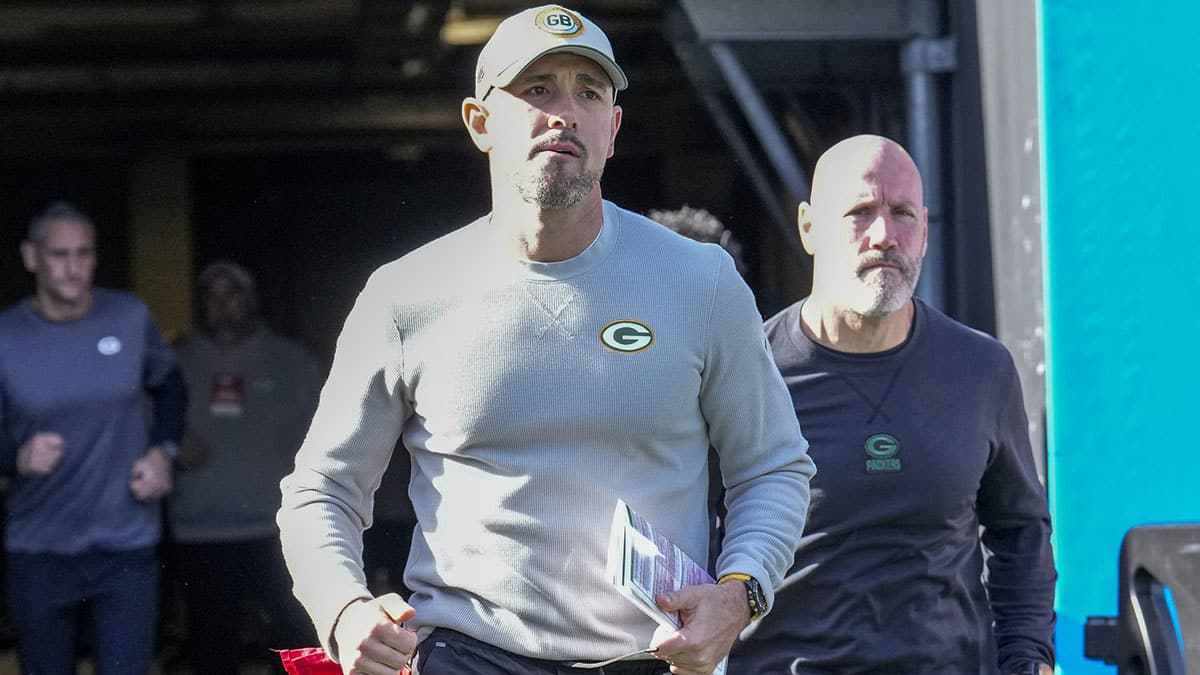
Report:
663,0,996,331
1085,524,1200,674
0,1,1000,336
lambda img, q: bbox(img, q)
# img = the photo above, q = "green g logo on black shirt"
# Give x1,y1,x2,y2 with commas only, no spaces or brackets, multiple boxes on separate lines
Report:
865,433,902,473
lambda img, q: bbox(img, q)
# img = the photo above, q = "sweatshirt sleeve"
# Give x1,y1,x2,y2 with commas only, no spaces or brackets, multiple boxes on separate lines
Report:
141,304,186,447
0,437,14,473
145,368,187,447
277,271,411,658
0,373,15,474
978,359,1057,672
702,252,816,611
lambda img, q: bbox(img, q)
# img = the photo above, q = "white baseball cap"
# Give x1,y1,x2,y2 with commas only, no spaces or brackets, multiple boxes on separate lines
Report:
474,5,629,100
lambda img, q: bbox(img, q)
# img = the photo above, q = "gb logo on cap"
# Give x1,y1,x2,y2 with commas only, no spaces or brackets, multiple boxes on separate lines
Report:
536,7,584,37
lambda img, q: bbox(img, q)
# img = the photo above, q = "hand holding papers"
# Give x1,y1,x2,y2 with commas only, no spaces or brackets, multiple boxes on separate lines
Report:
606,499,728,675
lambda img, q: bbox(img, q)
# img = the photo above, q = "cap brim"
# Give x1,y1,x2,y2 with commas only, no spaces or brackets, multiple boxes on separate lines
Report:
489,45,628,96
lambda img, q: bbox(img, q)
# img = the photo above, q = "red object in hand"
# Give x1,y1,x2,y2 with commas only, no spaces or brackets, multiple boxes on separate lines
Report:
276,647,412,675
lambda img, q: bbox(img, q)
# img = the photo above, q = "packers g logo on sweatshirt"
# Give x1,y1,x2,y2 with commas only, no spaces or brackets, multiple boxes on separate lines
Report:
600,319,654,353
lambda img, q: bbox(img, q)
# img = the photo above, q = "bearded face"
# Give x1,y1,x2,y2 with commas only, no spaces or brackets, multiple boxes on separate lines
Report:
839,246,923,318
804,139,928,319
471,53,621,213
511,131,604,210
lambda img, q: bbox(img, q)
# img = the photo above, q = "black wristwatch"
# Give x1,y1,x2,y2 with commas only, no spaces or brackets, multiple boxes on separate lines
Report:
719,573,769,621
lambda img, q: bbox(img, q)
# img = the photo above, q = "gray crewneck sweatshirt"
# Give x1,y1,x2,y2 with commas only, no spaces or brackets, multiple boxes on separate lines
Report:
279,201,814,662
170,328,321,543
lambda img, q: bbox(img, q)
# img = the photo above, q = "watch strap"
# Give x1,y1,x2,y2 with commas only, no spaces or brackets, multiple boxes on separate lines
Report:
718,573,768,621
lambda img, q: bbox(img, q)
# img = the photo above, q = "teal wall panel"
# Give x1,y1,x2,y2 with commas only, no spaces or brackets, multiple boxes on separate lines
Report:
1039,1,1200,672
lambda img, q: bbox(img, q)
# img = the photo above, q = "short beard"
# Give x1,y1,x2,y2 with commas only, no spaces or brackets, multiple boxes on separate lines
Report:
516,165,602,210
845,256,922,318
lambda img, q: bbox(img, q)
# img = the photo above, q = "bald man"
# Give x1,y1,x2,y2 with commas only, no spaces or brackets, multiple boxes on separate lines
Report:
729,135,1056,674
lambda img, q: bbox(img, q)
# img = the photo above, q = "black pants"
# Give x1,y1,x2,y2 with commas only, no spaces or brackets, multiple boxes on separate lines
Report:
171,538,316,675
7,548,159,675
413,628,670,675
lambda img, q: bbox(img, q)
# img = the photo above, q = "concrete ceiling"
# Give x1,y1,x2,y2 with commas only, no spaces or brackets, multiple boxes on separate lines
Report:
0,1,917,159
0,1,665,155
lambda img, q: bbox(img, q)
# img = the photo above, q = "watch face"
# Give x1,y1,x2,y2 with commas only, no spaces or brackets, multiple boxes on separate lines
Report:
746,577,768,620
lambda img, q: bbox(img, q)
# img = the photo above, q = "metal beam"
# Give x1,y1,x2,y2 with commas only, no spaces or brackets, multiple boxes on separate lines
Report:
677,0,915,42
902,0,950,311
696,89,807,261
0,61,353,95
0,1,357,39
707,42,810,205
0,97,465,139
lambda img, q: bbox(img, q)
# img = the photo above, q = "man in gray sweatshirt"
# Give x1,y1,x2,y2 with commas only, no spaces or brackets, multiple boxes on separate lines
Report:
277,5,814,675
170,260,320,674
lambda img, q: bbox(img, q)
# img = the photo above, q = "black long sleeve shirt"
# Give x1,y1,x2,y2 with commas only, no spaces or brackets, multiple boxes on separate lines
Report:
731,299,1056,674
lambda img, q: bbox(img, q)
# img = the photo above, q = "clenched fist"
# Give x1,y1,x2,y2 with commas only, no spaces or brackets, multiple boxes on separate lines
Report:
17,432,65,476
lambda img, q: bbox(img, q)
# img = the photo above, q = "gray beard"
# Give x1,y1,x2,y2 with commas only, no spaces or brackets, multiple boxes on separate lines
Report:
516,166,602,210
848,260,922,318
